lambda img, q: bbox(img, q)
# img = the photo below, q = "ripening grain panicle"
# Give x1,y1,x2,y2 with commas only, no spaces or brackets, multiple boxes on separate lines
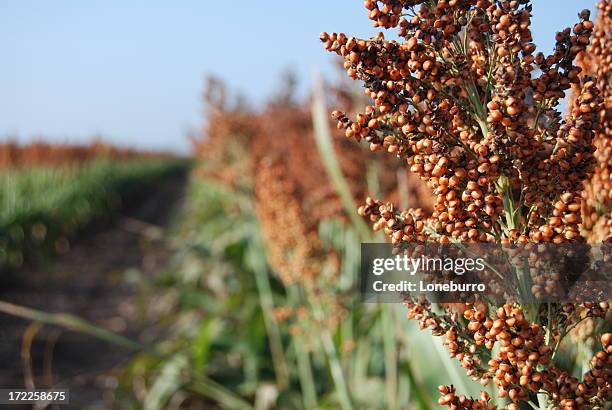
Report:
322,1,611,407
575,0,612,243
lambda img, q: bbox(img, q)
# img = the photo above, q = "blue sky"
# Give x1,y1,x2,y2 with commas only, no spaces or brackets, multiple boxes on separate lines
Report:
0,1,598,153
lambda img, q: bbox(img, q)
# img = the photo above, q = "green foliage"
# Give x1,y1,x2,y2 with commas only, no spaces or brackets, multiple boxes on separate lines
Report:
0,159,186,273
118,175,272,408
117,172,483,410
0,158,482,409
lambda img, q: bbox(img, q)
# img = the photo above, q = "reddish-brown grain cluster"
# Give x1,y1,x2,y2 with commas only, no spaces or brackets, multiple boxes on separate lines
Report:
322,0,610,408
437,385,496,410
254,157,326,285
406,301,611,409
252,103,357,226
576,0,612,243
194,76,434,332
191,77,255,187
194,75,435,285
322,0,602,245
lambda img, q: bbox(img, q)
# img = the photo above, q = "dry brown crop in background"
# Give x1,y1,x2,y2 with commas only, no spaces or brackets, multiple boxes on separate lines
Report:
250,73,434,218
191,76,255,187
0,141,167,169
192,73,436,342
193,72,436,270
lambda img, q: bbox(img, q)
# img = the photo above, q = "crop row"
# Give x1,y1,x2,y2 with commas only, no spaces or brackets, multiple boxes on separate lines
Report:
0,159,186,275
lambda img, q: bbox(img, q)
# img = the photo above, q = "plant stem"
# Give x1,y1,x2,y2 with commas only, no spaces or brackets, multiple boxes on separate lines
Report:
311,299,353,410
311,73,371,239
249,243,290,390
395,321,434,410
400,362,433,410
188,375,255,410
537,392,549,410
382,307,398,410
545,303,552,346
496,174,519,235
321,328,353,410
287,286,318,409
526,400,541,410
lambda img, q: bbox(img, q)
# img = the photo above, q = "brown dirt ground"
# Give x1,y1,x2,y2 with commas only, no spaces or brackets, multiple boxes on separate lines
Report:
0,172,187,409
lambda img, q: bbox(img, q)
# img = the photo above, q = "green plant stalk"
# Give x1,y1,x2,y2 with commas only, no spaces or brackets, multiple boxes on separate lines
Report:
398,350,434,410
321,328,353,410
538,304,553,410
352,338,370,390
294,338,318,410
368,150,400,410
310,299,353,410
311,74,371,239
537,393,549,410
496,174,520,235
312,79,420,409
398,371,410,409
381,307,399,410
249,244,290,390
464,80,488,138
189,375,255,410
392,307,444,409
287,286,318,409
313,85,403,408
545,303,552,346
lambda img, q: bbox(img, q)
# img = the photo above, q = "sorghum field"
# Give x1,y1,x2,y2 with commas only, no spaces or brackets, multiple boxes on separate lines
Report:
0,1,610,409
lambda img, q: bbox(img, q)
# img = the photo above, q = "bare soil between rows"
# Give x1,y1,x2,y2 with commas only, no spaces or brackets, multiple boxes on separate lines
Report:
0,172,188,409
